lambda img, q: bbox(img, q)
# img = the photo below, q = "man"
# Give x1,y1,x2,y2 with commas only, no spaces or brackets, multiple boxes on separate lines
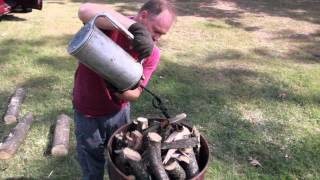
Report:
72,0,176,179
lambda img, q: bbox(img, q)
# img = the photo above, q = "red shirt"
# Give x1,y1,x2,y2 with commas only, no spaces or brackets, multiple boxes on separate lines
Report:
72,30,160,116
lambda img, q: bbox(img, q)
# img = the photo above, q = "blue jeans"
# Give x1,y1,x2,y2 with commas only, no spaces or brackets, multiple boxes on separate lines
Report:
74,105,130,180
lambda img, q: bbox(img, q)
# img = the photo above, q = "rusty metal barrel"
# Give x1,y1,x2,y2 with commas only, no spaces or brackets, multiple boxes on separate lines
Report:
106,121,210,180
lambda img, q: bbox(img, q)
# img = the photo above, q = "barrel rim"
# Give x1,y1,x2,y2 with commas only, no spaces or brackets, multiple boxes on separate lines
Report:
106,121,210,180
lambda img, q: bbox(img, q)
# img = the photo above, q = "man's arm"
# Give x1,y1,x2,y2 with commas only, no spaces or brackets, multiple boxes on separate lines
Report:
115,87,143,102
78,3,135,30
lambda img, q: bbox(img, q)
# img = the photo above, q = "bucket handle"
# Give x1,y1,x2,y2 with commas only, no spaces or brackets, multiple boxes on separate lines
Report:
89,13,134,41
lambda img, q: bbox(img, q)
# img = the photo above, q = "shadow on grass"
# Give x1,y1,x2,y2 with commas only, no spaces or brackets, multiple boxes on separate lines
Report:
70,0,320,24
0,35,73,65
132,57,320,178
0,15,26,21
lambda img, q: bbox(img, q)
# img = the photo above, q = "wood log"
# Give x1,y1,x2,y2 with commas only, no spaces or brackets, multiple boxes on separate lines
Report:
136,117,148,132
51,114,70,156
164,126,190,143
131,130,143,152
161,137,198,150
160,125,173,142
4,88,26,124
164,159,186,180
118,147,150,180
180,148,199,179
114,132,126,150
0,113,33,159
145,132,169,180
192,126,201,155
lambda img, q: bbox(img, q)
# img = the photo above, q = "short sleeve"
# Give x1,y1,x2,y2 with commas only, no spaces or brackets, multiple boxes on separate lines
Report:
141,46,160,87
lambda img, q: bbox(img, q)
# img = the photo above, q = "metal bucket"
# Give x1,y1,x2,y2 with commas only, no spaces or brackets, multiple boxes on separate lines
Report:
67,13,143,92
106,121,210,180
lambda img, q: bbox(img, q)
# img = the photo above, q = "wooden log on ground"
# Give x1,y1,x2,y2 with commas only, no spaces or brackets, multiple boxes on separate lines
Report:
118,147,150,180
4,88,26,124
164,159,186,180
145,132,169,180
161,137,198,150
0,113,33,159
180,148,199,179
51,114,70,156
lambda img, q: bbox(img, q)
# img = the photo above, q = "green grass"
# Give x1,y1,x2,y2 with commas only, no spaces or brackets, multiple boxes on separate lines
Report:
1,0,320,179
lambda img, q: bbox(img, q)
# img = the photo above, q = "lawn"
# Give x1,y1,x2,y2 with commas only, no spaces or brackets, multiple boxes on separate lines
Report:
0,0,320,179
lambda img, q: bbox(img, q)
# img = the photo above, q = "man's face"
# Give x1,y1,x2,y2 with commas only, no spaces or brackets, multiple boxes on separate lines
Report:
140,9,174,42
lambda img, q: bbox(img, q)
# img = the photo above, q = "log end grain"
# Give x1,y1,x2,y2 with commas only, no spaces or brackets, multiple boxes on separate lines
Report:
4,115,16,125
51,145,68,156
0,150,12,160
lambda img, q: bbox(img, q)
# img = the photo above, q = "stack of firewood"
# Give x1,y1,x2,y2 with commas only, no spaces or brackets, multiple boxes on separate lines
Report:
111,116,201,180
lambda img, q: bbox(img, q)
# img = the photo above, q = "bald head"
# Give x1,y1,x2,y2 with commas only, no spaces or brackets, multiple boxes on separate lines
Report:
136,0,176,42
139,0,176,21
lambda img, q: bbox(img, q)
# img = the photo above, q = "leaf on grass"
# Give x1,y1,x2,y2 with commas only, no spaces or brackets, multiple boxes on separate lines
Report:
248,156,262,167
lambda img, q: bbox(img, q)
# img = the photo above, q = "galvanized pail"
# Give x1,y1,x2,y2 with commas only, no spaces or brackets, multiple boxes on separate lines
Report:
67,13,143,92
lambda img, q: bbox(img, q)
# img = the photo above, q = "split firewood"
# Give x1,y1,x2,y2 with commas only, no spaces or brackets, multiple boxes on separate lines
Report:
177,154,190,164
114,132,126,151
192,126,201,154
161,137,198,150
167,113,187,124
0,113,33,160
163,126,191,164
51,114,70,156
164,159,186,180
118,148,150,180
160,125,173,142
135,117,148,132
4,87,26,124
146,132,169,180
164,126,190,143
131,130,143,151
180,148,199,179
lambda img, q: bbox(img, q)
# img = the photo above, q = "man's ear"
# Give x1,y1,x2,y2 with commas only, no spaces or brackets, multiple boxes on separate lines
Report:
139,10,149,20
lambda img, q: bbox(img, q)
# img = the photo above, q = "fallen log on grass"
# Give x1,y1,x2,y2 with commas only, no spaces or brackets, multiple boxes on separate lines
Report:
4,88,26,124
51,114,70,156
0,113,33,160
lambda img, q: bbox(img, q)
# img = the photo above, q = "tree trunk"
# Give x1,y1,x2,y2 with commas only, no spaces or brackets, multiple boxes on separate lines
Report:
0,113,33,159
4,88,26,124
51,114,70,156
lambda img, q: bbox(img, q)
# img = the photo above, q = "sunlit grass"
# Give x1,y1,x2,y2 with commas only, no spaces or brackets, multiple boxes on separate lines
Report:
1,0,320,179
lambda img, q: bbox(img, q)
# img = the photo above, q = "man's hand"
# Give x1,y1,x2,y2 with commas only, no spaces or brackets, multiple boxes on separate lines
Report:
128,23,154,61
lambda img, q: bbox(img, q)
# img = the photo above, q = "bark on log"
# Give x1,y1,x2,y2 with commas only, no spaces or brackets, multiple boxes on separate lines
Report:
164,159,186,180
51,114,70,156
180,149,199,179
119,148,150,180
0,113,33,159
146,132,169,180
161,137,198,150
4,88,26,124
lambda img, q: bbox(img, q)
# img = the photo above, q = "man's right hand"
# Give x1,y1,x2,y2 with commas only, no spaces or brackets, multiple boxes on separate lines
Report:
128,23,154,61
